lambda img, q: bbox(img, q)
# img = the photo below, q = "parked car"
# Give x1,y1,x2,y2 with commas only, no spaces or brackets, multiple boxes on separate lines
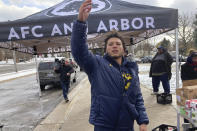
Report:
133,58,141,63
171,55,187,62
38,61,77,91
141,56,152,63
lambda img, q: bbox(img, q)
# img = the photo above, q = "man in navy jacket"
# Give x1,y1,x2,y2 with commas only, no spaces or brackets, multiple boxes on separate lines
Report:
55,59,74,102
71,0,149,130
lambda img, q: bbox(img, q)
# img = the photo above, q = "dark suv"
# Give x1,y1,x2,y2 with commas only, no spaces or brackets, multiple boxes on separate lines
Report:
38,61,77,91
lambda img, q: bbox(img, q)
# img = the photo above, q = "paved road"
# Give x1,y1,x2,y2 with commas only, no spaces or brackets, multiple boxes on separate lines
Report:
0,63,86,131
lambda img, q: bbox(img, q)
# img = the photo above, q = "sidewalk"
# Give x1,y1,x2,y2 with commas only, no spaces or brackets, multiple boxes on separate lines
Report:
34,76,182,131
0,69,36,83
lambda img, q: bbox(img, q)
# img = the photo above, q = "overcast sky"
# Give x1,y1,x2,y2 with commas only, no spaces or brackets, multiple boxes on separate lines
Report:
0,0,196,22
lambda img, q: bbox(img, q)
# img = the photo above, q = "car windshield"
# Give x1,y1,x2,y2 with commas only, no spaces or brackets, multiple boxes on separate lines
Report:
39,62,54,70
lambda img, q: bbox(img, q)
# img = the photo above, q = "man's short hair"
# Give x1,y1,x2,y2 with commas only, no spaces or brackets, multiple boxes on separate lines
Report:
104,32,126,52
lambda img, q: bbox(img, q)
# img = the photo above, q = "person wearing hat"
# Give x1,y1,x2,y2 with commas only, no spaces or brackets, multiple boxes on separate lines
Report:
149,45,173,95
181,51,197,80
181,50,197,123
71,0,149,130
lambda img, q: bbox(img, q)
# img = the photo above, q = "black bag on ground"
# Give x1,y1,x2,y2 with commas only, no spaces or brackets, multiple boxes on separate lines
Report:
152,124,177,131
157,93,172,104
187,127,197,131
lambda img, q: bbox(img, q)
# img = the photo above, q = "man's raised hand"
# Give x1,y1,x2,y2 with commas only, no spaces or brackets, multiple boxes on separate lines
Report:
78,0,92,22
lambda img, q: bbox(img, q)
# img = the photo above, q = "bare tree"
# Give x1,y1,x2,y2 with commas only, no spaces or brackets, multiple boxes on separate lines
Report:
194,14,197,48
156,38,171,50
134,41,154,57
167,13,195,55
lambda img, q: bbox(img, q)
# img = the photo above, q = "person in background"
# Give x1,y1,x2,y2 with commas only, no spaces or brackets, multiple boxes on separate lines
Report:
181,51,197,80
185,49,197,66
54,59,74,102
71,0,149,130
149,46,173,95
181,50,197,123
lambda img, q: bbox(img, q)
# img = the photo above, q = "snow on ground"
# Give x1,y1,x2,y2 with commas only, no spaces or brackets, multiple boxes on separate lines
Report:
138,63,183,93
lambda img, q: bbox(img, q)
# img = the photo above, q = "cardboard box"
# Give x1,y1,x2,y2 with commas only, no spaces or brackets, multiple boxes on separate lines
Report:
182,86,197,99
176,88,184,106
176,86,197,106
182,79,197,87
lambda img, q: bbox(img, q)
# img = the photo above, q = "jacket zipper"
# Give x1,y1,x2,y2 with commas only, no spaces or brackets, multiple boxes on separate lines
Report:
119,67,127,96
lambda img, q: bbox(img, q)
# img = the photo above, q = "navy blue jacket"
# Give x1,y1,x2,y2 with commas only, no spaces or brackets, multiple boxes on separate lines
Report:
56,64,74,83
71,21,149,130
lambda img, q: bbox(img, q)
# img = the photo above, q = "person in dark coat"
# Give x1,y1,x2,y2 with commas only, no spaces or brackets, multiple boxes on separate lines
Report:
55,59,74,102
181,51,197,123
71,0,149,131
181,52,197,80
149,46,173,94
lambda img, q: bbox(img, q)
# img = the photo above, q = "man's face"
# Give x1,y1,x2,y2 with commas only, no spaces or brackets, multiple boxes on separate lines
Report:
157,48,163,54
192,56,197,62
106,37,124,59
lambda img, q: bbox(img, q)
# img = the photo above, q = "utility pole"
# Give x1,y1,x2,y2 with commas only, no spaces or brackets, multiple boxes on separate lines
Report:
12,47,18,72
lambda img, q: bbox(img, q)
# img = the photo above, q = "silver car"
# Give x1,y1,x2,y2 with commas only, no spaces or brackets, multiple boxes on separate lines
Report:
38,61,77,91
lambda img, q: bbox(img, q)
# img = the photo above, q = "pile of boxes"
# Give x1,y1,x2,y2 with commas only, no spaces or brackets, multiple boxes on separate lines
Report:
176,85,197,106
176,79,197,122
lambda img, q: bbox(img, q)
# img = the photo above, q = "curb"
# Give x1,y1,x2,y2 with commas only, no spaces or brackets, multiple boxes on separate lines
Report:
0,69,36,83
0,73,36,83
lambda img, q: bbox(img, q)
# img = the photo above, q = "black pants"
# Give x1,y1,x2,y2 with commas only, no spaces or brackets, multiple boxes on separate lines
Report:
60,81,69,99
152,73,170,93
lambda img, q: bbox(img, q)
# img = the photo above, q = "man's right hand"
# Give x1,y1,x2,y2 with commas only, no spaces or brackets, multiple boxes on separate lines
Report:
78,0,92,22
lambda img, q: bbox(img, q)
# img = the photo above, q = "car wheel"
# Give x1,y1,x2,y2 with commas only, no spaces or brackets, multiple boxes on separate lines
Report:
40,85,45,91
